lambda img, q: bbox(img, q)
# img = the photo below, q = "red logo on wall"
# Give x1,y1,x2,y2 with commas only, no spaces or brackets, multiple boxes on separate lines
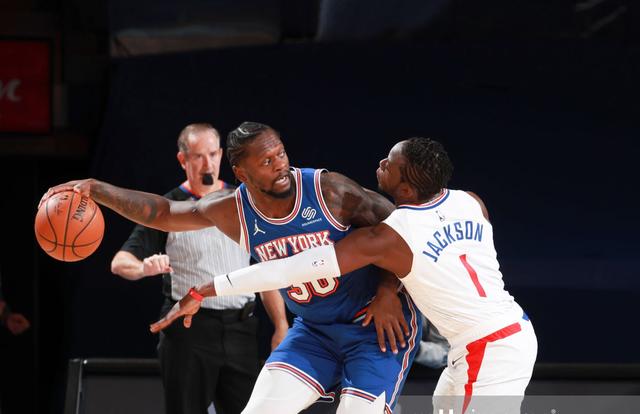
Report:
0,40,51,133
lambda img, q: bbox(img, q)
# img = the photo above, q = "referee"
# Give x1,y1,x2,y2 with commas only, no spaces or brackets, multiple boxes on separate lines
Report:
111,123,288,414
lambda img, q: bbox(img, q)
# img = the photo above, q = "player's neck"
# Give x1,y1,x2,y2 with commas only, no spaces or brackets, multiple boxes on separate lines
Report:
395,189,440,206
414,190,443,205
248,188,296,219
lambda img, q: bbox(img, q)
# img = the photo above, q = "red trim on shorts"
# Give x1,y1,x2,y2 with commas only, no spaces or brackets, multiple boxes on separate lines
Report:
389,290,419,408
462,322,522,414
265,362,336,402
340,389,392,414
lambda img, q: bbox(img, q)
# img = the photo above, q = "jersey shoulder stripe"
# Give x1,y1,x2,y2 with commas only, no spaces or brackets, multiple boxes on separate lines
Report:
397,189,449,210
313,169,349,232
235,189,250,252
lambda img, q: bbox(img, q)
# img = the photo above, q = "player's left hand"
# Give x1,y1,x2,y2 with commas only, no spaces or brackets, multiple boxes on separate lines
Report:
363,288,409,354
149,293,202,333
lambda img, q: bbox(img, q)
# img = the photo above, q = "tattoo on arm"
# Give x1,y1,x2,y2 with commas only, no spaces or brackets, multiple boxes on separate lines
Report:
94,183,163,225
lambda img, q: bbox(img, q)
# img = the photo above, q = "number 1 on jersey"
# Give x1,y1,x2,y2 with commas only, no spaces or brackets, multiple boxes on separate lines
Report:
459,254,487,297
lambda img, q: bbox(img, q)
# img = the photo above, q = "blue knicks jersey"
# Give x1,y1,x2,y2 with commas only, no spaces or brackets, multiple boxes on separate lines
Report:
235,168,380,324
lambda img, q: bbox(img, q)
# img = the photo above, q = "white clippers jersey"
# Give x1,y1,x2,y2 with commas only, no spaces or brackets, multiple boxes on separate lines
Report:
383,189,518,342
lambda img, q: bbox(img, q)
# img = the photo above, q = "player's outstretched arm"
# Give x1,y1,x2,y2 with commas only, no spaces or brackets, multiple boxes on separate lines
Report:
149,223,409,333
40,179,225,232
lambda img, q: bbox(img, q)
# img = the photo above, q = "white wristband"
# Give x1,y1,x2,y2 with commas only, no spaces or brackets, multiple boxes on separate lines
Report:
214,244,341,296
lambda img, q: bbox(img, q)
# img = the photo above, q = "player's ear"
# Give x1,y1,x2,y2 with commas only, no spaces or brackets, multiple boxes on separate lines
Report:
177,152,186,170
232,165,247,183
398,182,416,201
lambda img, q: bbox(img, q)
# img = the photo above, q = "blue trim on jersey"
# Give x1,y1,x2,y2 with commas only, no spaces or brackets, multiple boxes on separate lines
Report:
178,183,199,200
397,189,450,210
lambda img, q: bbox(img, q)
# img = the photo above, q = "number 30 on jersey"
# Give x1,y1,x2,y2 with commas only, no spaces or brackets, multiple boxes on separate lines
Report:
287,278,340,303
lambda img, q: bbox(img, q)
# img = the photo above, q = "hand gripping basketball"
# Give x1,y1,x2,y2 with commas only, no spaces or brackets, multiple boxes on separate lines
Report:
34,190,104,262
38,179,94,210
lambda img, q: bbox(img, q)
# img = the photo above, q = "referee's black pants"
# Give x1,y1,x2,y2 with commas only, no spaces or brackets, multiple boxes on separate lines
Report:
158,300,259,414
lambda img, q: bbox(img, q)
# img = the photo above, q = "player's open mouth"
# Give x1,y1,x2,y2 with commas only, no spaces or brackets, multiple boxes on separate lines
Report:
275,175,289,186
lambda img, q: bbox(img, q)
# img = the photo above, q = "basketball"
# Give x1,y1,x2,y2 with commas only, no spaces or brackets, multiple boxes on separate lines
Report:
34,191,104,262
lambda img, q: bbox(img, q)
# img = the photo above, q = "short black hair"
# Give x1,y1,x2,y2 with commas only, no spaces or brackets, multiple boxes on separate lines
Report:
400,137,453,200
226,121,276,166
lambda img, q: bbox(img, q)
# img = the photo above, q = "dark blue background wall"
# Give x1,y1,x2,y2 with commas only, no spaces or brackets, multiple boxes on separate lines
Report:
38,41,639,368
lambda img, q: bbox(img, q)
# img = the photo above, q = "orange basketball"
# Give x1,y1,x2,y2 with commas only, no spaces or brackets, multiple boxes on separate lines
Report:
34,191,104,262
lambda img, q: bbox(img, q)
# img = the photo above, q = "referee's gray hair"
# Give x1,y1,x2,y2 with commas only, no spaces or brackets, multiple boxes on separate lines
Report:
177,123,220,153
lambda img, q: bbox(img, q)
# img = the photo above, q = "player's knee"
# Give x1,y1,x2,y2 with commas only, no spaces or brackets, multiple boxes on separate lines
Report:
242,394,315,414
337,391,386,414
242,368,319,414
242,401,282,414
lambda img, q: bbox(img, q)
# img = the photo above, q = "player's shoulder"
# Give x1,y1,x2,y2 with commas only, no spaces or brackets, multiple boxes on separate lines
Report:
318,170,360,191
447,189,490,221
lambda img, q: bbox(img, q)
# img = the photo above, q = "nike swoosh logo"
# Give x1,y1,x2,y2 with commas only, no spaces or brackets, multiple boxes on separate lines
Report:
451,356,464,366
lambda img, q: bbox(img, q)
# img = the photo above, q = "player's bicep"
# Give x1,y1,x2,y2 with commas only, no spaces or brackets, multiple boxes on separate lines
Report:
321,172,394,227
361,188,395,223
195,195,242,242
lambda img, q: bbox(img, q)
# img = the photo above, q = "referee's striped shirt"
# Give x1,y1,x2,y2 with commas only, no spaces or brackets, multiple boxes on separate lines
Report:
120,182,253,310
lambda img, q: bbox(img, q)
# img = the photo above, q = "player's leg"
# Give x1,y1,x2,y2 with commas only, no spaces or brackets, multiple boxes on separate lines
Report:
243,318,341,414
464,318,537,413
241,367,320,414
336,391,387,414
435,316,537,414
158,311,222,414
339,291,422,413
215,316,260,414
432,367,463,414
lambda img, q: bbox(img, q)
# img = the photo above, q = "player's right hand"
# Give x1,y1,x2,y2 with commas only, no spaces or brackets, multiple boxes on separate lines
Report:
39,179,95,209
142,254,172,276
149,292,202,333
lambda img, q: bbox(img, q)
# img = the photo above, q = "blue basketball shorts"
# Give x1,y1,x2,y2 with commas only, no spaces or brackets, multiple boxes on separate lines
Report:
265,290,422,412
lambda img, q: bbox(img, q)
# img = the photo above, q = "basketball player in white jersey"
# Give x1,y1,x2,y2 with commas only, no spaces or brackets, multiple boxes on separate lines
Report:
153,137,538,414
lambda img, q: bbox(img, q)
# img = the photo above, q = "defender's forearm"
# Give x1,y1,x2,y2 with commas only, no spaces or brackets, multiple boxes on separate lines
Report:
209,245,341,297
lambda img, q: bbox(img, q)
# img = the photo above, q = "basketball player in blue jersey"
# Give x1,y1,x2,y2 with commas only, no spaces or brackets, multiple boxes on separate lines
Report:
41,122,422,414
157,137,538,414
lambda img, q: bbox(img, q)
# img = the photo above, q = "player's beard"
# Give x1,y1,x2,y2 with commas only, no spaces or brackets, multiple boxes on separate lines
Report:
261,172,294,199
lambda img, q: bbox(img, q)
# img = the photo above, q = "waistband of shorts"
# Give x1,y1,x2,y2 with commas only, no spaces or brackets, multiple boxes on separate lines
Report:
449,303,527,349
